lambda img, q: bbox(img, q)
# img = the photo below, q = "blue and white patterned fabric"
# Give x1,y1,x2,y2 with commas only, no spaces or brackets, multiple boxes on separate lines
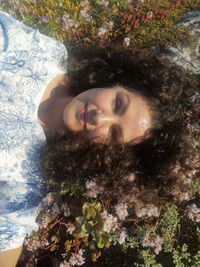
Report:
161,10,200,74
0,11,68,251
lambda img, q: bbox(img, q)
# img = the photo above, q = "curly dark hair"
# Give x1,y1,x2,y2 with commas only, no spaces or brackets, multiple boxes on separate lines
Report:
42,44,199,206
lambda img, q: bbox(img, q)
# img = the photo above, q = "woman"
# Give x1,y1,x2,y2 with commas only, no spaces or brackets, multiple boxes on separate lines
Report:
0,9,199,266
0,10,160,266
21,10,199,267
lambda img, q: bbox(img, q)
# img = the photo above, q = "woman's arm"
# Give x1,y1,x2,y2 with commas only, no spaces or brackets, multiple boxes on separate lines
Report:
0,246,22,267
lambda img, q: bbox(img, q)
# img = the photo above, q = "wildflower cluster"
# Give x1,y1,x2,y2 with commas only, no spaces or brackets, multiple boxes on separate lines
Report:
24,176,200,266
1,0,200,49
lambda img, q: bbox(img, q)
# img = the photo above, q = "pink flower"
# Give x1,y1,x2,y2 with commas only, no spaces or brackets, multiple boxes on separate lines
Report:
142,233,163,255
115,202,129,221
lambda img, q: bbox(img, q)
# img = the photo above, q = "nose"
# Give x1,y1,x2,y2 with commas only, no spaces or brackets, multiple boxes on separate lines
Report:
94,110,116,126
87,109,116,127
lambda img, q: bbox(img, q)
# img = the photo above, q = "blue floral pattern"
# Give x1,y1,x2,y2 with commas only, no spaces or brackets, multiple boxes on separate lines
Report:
0,11,68,251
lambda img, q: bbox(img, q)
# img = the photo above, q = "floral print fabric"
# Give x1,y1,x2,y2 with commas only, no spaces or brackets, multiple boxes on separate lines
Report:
0,11,68,251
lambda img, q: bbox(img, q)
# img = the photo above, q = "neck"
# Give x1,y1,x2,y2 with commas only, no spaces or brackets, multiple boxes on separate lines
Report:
38,96,72,135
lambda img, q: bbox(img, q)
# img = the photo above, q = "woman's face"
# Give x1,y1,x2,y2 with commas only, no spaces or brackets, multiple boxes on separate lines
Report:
63,85,153,144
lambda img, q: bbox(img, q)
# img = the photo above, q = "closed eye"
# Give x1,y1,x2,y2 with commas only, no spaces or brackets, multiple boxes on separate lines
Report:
114,92,130,116
114,92,122,114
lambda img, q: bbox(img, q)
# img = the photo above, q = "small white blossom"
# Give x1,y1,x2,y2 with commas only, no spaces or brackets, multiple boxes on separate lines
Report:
107,21,114,30
62,13,78,30
69,249,85,266
147,11,154,19
118,229,128,244
136,205,160,218
187,204,200,223
179,192,190,202
61,203,71,217
80,10,93,22
42,214,52,228
98,0,109,7
80,0,90,8
115,202,129,221
42,192,54,206
67,222,76,235
79,1,92,22
85,179,104,198
101,210,119,233
98,27,108,37
123,37,131,47
97,21,114,37
142,233,163,255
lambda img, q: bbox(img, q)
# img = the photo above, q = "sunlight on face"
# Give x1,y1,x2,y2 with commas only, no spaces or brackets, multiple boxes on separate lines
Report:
63,85,153,144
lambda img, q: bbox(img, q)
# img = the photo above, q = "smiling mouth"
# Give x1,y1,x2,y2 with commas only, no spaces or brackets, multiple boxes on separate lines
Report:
79,104,88,130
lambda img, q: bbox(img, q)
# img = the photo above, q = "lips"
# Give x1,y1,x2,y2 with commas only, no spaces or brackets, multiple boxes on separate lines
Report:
79,104,88,130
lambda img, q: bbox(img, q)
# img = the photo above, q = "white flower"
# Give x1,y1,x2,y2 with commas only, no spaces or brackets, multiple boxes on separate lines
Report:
136,205,160,218
124,173,135,182
67,222,76,235
62,13,78,30
187,204,200,223
123,37,131,47
118,229,128,244
69,249,85,266
107,21,114,30
42,192,54,206
85,179,104,198
142,233,163,255
80,0,90,8
179,192,190,202
98,27,108,37
86,180,96,189
97,21,114,37
147,11,154,19
80,10,93,22
101,210,119,233
61,203,71,217
115,202,128,221
98,0,109,7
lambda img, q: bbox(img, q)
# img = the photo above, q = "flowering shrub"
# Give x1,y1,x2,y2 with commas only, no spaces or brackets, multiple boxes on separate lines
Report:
1,0,200,49
22,173,200,266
